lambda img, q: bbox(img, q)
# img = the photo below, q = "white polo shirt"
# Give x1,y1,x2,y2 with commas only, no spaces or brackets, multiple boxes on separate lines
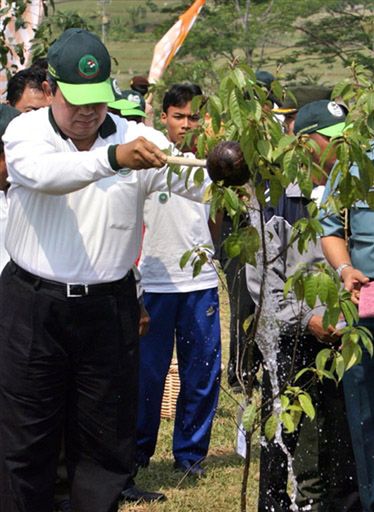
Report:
139,189,218,293
4,108,210,284
0,191,9,272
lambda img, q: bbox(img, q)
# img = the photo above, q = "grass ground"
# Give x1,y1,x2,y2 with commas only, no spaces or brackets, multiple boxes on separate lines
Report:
118,280,260,512
47,4,346,509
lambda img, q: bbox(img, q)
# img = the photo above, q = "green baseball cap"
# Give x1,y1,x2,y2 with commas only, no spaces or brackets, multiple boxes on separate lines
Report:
47,28,114,105
107,79,146,118
121,90,146,113
0,104,20,140
294,99,346,137
272,85,332,114
120,105,146,119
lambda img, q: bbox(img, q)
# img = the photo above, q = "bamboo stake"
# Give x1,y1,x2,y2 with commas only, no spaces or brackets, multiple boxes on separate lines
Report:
166,155,207,167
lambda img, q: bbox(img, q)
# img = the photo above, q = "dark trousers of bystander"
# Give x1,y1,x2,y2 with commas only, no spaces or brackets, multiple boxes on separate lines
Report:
0,261,140,512
258,334,361,512
218,213,256,389
343,319,374,512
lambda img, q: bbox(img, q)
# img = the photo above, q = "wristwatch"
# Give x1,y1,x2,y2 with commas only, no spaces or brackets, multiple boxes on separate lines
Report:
336,263,352,278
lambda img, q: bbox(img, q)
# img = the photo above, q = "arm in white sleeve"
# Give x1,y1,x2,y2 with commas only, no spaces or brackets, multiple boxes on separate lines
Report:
4,116,116,195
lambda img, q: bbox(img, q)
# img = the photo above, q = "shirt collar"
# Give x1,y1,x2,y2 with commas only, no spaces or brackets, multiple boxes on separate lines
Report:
48,108,117,140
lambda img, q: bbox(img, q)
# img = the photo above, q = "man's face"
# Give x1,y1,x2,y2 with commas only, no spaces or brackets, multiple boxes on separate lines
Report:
283,113,297,135
161,101,200,150
309,132,337,184
51,88,107,150
13,85,51,112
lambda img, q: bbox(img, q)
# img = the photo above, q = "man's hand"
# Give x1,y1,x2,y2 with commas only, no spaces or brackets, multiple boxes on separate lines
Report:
139,303,150,337
341,266,369,305
116,137,167,170
307,315,340,344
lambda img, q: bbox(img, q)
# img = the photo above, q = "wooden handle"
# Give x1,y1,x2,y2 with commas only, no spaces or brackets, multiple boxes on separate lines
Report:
166,155,207,167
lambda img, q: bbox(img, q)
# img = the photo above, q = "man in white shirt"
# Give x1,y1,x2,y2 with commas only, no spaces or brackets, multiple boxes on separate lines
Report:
0,30,209,512
0,104,20,271
136,83,221,477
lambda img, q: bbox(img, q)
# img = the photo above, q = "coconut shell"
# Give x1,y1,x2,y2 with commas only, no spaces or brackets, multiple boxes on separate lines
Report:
206,141,250,186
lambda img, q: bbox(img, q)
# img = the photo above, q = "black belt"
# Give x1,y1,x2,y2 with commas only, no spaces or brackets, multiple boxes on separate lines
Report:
9,261,132,298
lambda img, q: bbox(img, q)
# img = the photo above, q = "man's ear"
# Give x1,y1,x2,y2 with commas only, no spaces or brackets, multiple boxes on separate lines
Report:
160,112,167,127
42,80,52,98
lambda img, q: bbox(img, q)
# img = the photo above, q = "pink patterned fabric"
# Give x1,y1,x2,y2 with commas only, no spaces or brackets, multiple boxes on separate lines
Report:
359,282,374,318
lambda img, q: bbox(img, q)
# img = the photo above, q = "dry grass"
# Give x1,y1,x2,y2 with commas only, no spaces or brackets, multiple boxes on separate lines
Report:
118,280,260,512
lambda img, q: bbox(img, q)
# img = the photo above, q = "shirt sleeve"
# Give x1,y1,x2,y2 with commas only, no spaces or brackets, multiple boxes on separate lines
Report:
319,173,345,239
246,213,325,336
4,111,117,196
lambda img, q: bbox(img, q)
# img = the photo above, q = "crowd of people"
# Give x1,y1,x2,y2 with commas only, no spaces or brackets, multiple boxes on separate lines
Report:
0,26,373,512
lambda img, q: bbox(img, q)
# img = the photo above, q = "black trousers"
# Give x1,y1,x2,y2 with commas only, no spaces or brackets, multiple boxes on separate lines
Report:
0,262,140,512
258,335,361,512
218,214,256,388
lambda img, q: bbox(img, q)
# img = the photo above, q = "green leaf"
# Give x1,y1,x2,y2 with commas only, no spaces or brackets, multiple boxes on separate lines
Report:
269,178,283,206
280,394,290,409
294,367,313,382
317,273,329,303
229,89,243,131
179,249,192,269
242,314,254,334
192,259,203,278
264,414,278,441
271,80,283,101
283,277,293,298
193,167,205,187
280,411,296,433
367,111,374,133
335,353,345,381
257,140,273,161
223,235,241,259
231,67,247,90
242,403,257,432
341,342,359,371
360,331,374,357
298,393,315,420
304,276,317,309
315,348,332,372
223,188,239,213
282,149,297,180
341,299,359,326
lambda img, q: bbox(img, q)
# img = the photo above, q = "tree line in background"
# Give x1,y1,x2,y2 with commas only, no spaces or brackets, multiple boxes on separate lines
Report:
1,1,373,89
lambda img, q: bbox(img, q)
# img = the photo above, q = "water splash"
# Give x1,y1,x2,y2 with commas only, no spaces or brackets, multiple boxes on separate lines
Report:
249,202,299,511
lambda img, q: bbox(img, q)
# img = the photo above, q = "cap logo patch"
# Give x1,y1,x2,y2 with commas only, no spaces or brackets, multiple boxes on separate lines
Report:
327,101,344,118
127,92,141,105
78,54,100,79
112,79,122,96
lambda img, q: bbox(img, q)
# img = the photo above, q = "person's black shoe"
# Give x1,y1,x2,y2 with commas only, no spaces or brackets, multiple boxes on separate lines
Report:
174,459,206,477
120,485,166,503
54,498,73,512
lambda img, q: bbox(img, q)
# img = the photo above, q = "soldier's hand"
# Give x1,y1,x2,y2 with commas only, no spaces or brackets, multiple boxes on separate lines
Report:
307,315,340,345
340,266,369,305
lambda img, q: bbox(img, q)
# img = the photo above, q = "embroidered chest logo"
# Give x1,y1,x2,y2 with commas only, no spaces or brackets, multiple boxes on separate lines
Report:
159,193,168,204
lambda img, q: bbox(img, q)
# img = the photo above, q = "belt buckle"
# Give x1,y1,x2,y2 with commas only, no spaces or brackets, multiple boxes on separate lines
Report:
67,283,89,298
